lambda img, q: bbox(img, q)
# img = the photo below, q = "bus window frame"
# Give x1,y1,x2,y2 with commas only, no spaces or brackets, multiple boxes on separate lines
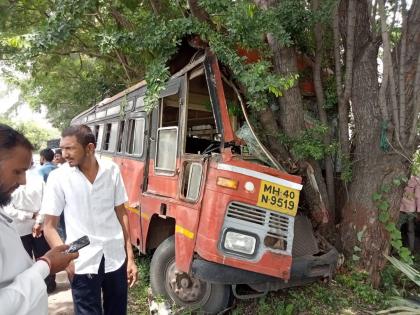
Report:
102,120,119,153
95,124,105,152
155,126,179,175
124,113,146,158
116,119,127,154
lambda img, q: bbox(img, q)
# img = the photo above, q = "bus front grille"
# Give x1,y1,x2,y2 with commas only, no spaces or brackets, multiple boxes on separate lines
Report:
224,201,295,256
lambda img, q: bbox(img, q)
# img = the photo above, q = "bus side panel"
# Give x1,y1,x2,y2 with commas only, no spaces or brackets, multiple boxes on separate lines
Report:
138,194,169,253
173,204,200,273
145,163,179,199
114,156,144,249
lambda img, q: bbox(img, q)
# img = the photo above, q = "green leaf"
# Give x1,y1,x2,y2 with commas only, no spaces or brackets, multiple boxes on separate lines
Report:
381,185,391,193
285,304,294,315
385,222,395,232
393,178,401,186
352,254,360,261
378,201,390,211
247,4,256,18
268,85,282,97
379,211,390,223
391,240,403,250
372,192,382,201
354,246,362,252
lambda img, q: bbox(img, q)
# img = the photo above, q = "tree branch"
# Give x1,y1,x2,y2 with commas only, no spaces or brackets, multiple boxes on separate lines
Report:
312,0,335,217
399,0,408,142
408,53,420,146
333,1,352,158
149,0,163,15
115,50,132,82
379,0,401,145
187,0,215,27
369,0,378,37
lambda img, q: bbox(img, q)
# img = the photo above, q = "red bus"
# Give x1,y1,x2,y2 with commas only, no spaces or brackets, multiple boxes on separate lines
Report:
71,49,338,313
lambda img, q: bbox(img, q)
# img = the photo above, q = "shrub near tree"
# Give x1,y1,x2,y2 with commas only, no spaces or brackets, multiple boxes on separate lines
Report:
0,0,419,286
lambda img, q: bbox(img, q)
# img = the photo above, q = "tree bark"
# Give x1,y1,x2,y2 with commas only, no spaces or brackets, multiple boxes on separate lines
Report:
339,0,418,286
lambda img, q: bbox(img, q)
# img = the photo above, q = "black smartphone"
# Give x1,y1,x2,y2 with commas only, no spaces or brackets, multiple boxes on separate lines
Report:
67,235,90,253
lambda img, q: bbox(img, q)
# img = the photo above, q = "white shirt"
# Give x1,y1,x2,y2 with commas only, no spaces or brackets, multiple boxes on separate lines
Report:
3,170,44,236
0,209,50,315
40,159,128,274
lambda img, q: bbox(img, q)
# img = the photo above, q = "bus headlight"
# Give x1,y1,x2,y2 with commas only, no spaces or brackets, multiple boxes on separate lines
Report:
223,230,257,255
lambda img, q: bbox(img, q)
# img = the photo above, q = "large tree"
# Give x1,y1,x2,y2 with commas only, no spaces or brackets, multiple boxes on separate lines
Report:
0,0,419,284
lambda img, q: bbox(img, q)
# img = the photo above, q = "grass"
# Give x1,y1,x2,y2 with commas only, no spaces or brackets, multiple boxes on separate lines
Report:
128,255,151,315
128,256,402,315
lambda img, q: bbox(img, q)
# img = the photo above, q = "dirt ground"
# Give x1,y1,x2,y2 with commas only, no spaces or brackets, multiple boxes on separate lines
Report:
48,271,74,315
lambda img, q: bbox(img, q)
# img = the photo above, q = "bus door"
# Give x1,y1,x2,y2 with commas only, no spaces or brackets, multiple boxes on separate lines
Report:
178,66,217,207
144,76,185,202
116,109,147,249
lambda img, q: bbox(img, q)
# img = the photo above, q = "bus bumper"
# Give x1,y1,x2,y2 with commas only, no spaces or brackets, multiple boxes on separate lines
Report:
191,246,339,288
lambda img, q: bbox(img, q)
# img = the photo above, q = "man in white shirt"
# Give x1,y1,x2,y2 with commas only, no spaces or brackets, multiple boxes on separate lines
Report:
4,166,57,293
42,124,138,315
0,123,78,315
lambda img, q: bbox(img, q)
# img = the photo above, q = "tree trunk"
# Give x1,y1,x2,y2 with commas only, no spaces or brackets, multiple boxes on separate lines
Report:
255,0,331,227
339,0,415,286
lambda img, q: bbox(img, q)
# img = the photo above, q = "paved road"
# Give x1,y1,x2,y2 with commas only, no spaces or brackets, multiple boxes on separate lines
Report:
48,271,74,315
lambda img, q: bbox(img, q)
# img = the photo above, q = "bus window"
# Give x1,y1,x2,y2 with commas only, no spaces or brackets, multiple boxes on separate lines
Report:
103,122,118,152
185,72,219,154
126,118,145,156
156,127,178,172
96,124,104,151
117,121,125,153
155,96,180,172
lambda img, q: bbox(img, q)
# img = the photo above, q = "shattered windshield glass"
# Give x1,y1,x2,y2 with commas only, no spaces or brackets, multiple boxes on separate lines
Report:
235,123,272,166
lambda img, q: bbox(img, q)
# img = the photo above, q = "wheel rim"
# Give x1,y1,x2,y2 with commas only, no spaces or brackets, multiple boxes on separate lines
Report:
165,257,211,306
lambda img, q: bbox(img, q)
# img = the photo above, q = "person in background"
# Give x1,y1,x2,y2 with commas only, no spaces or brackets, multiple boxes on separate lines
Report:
53,149,66,166
42,124,138,315
0,123,78,315
38,148,57,182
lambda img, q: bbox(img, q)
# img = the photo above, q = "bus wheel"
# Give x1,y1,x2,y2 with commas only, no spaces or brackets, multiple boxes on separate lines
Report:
150,236,231,314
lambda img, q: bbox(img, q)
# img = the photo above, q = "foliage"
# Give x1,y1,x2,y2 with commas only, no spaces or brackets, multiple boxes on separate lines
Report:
377,255,420,315
274,122,333,161
0,0,304,126
129,254,390,315
373,177,412,264
127,255,150,315
0,115,57,151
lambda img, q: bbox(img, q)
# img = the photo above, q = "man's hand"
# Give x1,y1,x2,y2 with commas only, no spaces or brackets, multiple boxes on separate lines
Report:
127,258,138,288
41,244,79,275
32,223,43,238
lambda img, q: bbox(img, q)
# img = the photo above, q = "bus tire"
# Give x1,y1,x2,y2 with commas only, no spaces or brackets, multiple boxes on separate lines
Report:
150,235,231,314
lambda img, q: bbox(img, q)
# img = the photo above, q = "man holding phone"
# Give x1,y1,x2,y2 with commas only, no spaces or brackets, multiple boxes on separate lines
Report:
41,124,138,315
0,124,78,315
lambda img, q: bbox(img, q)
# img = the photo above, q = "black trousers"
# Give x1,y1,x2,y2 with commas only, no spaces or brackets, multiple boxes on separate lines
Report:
21,233,55,286
71,257,128,315
21,233,50,259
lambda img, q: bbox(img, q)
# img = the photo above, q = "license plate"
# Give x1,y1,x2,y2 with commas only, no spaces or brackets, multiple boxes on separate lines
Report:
257,180,300,216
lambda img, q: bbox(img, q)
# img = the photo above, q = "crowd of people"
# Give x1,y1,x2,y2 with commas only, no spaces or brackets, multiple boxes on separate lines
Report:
0,123,138,315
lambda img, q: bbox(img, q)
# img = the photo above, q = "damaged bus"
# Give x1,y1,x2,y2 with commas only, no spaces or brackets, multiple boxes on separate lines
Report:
71,48,338,314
